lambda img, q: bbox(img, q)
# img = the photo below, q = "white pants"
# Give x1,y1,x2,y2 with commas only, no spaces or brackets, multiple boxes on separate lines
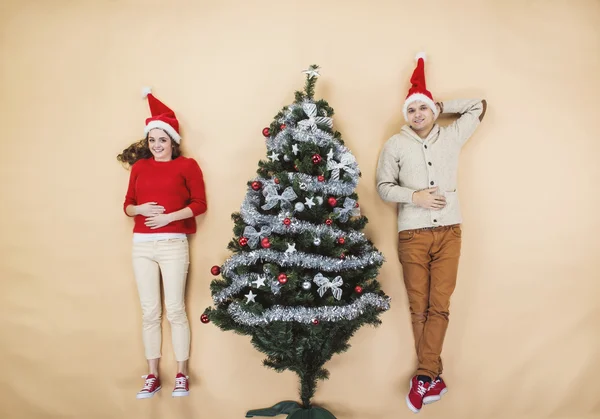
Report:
132,238,190,361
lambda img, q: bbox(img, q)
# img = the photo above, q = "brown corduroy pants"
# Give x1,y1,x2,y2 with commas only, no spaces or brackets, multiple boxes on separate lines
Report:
398,224,462,379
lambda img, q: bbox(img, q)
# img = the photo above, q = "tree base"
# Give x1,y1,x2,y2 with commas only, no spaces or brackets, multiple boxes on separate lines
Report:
246,401,336,419
287,407,336,419
246,401,301,417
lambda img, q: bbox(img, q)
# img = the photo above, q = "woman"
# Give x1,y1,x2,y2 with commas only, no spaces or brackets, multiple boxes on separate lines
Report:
117,88,207,399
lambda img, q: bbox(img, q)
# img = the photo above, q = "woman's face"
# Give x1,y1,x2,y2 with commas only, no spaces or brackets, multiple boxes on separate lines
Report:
147,128,173,161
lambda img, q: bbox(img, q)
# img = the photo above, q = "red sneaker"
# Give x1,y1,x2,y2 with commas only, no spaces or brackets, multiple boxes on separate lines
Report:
423,376,448,405
136,374,161,399
406,375,430,413
172,373,189,397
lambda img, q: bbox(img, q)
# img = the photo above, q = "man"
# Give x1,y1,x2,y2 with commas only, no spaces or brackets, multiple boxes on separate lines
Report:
376,52,487,413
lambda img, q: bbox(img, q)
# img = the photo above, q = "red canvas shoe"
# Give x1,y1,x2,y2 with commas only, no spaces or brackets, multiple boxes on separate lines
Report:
423,376,448,404
172,373,189,397
406,375,430,413
136,374,161,399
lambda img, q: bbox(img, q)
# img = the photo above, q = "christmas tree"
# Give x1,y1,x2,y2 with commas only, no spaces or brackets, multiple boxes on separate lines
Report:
203,65,390,419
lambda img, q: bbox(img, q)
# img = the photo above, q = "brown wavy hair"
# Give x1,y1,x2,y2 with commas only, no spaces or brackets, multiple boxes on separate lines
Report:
117,131,181,167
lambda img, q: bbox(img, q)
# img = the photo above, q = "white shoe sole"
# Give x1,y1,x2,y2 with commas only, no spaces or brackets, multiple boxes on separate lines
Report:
136,386,161,399
406,380,421,413
406,394,420,413
423,387,448,405
172,390,189,397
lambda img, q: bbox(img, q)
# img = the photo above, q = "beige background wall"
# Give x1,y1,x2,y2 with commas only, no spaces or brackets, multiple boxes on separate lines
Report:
1,0,599,418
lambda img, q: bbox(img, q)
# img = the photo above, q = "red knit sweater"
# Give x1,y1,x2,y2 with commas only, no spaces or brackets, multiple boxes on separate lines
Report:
123,156,207,234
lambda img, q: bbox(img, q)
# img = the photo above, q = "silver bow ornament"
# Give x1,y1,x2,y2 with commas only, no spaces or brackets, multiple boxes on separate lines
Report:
313,273,344,300
261,185,298,210
326,152,357,181
242,225,272,249
333,198,360,222
297,103,333,132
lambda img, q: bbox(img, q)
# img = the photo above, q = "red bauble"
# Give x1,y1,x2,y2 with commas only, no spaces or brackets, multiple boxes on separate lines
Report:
210,265,221,276
283,218,291,226
317,175,325,182
325,219,333,226
278,273,288,284
312,318,320,325
280,124,286,130
312,154,322,164
251,181,262,191
340,253,346,260
200,314,210,324
338,237,345,245
274,178,280,184
239,237,249,246
261,237,271,248
354,286,363,294
294,165,298,171
328,197,338,207
262,127,270,137
355,202,360,208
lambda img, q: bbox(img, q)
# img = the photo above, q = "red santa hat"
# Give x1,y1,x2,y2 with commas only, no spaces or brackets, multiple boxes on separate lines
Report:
142,87,181,144
403,52,438,121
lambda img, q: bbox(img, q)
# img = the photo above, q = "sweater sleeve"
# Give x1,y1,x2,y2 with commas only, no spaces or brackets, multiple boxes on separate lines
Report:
184,158,208,216
376,137,416,204
123,162,139,216
442,99,487,146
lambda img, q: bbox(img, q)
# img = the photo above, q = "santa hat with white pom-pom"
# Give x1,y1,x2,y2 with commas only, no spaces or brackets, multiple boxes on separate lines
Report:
142,87,181,144
402,52,438,121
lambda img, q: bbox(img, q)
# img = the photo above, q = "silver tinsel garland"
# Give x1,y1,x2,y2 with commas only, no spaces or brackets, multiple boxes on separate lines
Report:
240,193,369,245
212,272,265,304
212,247,383,305
227,293,391,326
221,248,383,278
284,172,357,196
267,124,334,153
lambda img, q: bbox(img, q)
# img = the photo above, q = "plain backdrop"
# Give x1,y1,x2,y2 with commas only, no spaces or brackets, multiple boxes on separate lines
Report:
0,1,599,418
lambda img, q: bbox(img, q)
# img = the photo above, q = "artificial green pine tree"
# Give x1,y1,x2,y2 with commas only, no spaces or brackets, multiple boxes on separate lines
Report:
203,65,390,419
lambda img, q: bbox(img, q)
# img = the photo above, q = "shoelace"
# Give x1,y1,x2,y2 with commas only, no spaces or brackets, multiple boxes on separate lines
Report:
416,381,429,396
174,376,187,389
141,375,156,391
429,380,438,390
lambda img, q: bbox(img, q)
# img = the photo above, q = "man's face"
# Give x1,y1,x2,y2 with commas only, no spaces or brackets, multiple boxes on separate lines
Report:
407,101,436,133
